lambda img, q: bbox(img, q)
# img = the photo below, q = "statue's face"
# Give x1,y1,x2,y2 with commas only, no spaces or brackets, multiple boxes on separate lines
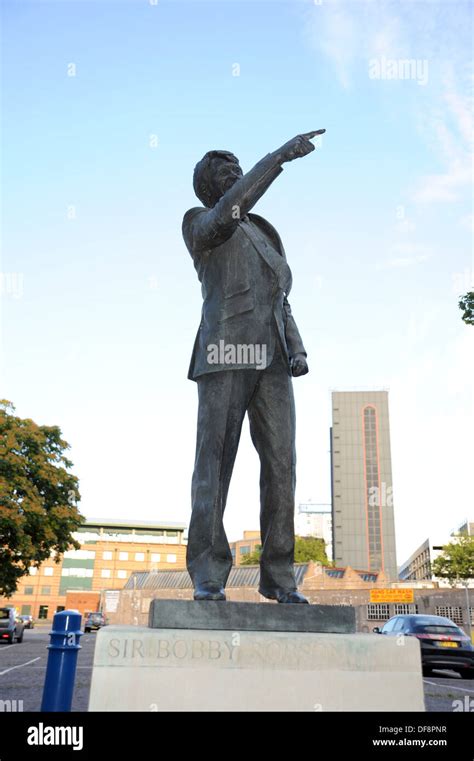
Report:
210,157,243,201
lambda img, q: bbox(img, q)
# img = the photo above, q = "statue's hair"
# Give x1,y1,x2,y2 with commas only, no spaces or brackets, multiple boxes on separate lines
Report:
193,150,239,208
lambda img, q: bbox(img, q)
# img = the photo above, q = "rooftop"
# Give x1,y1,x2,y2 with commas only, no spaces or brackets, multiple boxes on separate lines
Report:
124,564,309,590
79,518,187,531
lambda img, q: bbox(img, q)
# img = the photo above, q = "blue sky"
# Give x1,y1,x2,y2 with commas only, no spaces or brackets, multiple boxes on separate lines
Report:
1,0,473,565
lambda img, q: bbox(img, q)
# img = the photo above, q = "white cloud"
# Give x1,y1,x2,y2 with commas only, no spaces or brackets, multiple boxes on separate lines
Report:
377,243,432,269
412,64,473,204
396,217,416,234
303,1,473,206
303,0,408,89
411,164,472,203
460,213,474,231
318,3,357,89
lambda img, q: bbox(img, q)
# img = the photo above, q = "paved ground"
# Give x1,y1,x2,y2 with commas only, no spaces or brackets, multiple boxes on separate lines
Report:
0,625,94,712
423,670,474,712
0,625,473,712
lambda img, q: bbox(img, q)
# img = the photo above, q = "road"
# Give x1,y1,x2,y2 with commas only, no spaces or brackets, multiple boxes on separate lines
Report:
423,670,474,712
0,625,94,712
0,625,473,712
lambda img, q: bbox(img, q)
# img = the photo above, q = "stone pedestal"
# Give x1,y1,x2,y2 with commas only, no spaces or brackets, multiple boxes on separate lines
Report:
148,599,356,633
88,601,424,711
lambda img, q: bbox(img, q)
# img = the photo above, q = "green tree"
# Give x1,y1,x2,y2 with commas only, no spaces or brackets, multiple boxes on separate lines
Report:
0,400,83,596
240,550,262,565
241,536,331,566
458,291,474,326
432,535,474,585
294,536,331,565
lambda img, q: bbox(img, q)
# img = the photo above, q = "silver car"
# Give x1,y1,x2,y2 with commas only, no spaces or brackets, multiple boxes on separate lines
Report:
0,607,24,644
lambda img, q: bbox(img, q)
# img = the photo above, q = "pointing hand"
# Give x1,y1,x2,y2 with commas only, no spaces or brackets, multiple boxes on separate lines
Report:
280,130,326,163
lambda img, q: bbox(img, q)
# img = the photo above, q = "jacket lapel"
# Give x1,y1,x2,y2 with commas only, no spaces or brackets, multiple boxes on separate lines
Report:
239,217,284,275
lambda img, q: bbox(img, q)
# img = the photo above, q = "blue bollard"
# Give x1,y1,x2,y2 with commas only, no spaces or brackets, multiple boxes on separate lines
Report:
41,609,83,712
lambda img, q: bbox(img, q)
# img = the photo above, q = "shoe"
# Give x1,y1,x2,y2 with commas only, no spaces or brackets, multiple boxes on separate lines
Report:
276,590,309,604
193,582,226,601
259,587,309,604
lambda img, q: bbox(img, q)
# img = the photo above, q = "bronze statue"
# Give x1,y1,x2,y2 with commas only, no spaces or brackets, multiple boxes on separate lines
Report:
183,130,325,603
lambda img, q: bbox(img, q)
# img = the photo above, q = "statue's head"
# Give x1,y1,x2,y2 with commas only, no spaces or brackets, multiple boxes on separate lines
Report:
193,150,243,208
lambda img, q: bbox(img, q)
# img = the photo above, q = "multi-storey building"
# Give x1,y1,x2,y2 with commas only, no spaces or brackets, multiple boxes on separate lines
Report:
0,518,187,619
331,391,397,579
229,530,262,565
295,503,333,559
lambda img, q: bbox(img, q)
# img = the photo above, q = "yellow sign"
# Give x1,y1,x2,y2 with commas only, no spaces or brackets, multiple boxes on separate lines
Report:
370,589,414,603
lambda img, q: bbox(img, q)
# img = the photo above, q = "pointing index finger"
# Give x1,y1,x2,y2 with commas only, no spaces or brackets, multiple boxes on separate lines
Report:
301,129,326,140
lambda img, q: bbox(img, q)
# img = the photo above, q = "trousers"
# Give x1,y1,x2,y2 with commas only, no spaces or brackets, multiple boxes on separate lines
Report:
186,342,298,596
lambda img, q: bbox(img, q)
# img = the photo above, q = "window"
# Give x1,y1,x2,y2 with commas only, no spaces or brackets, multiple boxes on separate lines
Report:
359,573,378,583
363,405,383,572
166,554,177,563
367,604,390,621
63,550,96,560
118,552,128,561
151,553,160,562
239,546,250,555
24,587,34,595
117,570,127,579
393,618,406,632
135,553,145,561
394,604,419,615
21,605,31,615
43,567,54,576
103,551,113,560
41,587,51,595
382,618,397,633
38,605,49,620
435,606,463,626
414,622,461,635
61,568,93,578
101,569,111,578
56,606,65,613
325,569,344,579
29,567,37,576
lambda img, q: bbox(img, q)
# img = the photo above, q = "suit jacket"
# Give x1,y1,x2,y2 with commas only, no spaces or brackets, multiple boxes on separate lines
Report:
182,153,307,381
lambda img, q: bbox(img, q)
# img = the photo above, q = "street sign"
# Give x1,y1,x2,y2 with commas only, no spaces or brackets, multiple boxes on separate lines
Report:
104,590,120,613
370,589,414,603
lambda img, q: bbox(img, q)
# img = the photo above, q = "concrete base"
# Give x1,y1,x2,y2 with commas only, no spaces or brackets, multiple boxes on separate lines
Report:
88,625,425,712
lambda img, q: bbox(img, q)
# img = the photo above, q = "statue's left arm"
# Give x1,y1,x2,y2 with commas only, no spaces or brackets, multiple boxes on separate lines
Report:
284,297,309,377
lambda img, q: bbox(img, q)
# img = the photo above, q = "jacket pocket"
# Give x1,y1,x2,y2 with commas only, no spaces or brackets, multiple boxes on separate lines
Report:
223,249,250,298
218,290,255,322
